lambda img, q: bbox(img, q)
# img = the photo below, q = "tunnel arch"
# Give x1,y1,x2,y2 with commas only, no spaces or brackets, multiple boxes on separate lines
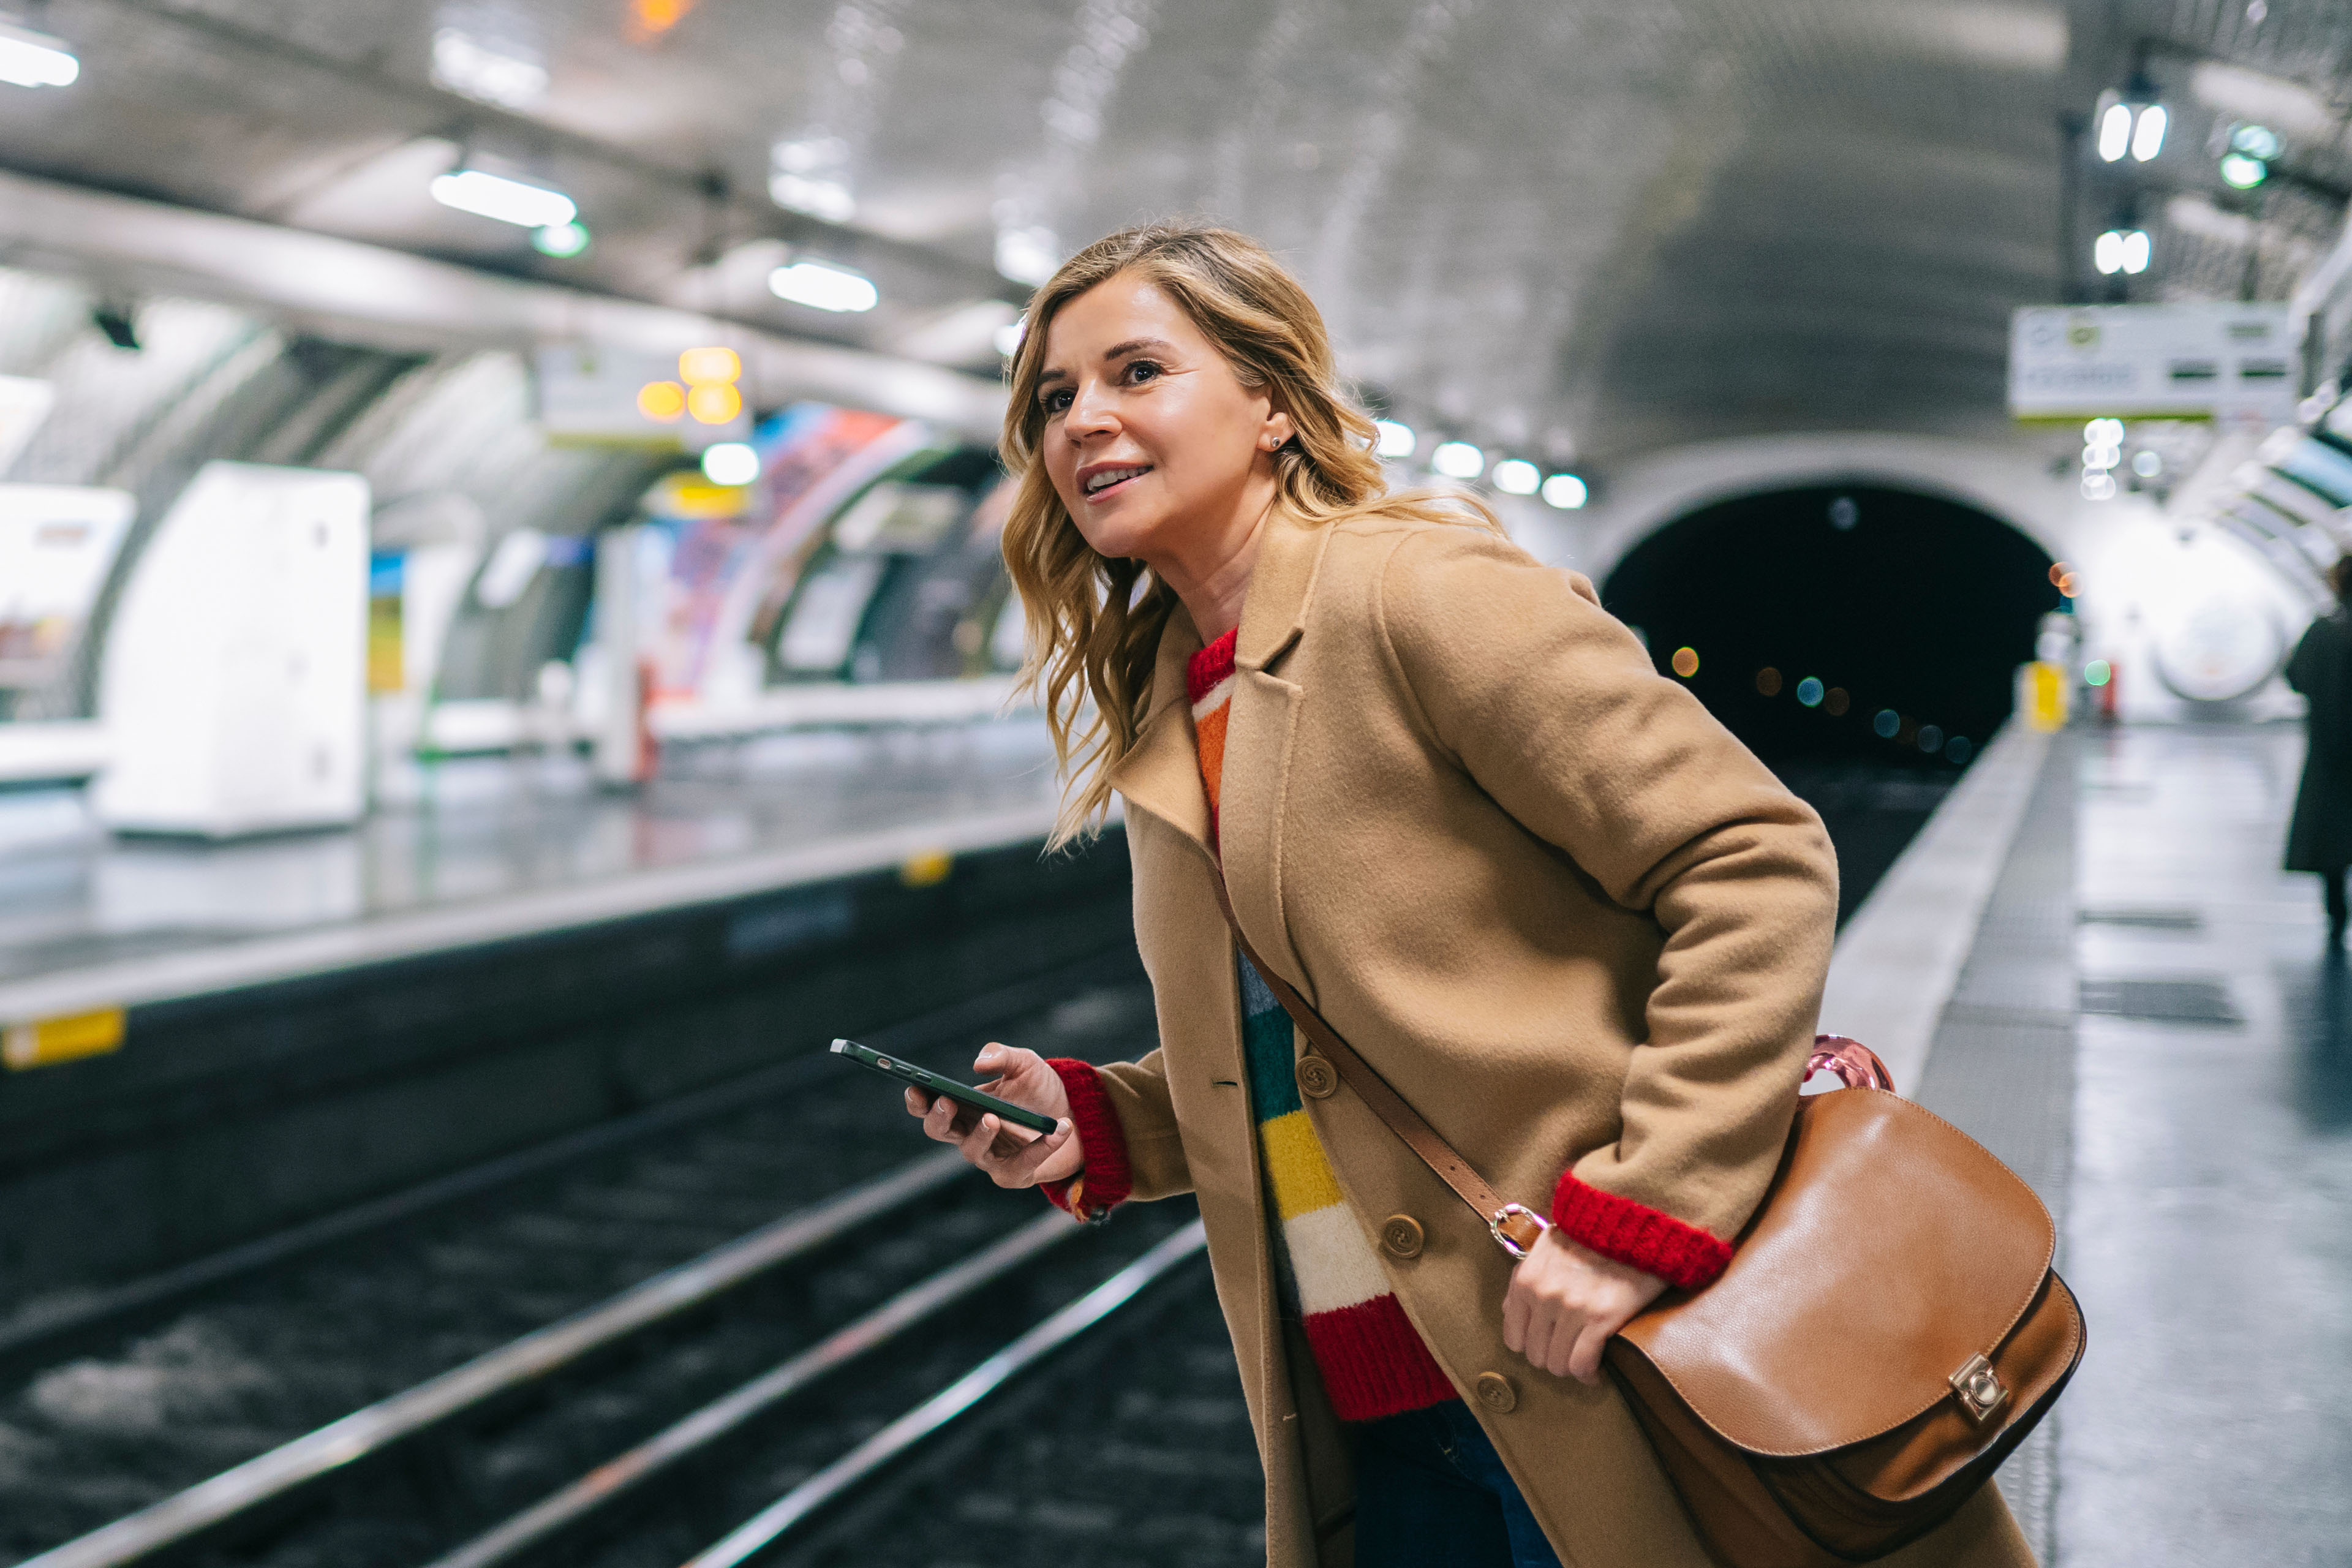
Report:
1600,482,2059,772
1547,432,2322,728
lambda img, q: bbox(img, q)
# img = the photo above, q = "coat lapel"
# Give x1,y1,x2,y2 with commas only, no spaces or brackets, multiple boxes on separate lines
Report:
1106,510,1335,993
1218,511,1336,1003
1107,608,1212,856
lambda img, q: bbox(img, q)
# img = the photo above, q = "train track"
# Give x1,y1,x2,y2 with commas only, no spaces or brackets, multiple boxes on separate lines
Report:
21,1184,1215,1568
0,956,1177,1566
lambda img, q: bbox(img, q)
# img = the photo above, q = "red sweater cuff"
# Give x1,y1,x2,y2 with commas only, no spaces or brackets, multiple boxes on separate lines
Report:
1550,1171,1733,1291
1039,1058,1132,1221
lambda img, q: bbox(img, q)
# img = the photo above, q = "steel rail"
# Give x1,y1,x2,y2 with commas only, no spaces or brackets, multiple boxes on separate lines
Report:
682,1219,1212,1568
0,948,1136,1384
423,1210,1085,1568
15,1150,973,1568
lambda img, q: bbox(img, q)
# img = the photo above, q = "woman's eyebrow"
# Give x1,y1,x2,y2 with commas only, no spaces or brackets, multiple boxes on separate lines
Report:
1036,337,1178,394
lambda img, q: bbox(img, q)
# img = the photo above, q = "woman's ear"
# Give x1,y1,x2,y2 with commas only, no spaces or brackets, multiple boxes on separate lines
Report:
1260,404,1297,453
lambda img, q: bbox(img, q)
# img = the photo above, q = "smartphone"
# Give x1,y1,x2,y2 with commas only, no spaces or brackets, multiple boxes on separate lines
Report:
830,1038,1061,1137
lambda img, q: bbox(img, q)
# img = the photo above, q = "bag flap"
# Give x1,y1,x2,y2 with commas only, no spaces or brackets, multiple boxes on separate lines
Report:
1614,1089,2054,1458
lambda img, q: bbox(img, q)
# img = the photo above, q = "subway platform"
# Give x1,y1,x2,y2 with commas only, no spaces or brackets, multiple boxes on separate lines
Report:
1828,718,2350,1566
0,720,1066,1023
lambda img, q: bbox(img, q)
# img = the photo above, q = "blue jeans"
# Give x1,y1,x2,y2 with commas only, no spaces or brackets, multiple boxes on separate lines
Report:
1352,1401,1564,1568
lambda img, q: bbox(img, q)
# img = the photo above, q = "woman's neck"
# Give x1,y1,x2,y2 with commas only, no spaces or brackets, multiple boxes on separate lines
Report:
1153,481,1278,646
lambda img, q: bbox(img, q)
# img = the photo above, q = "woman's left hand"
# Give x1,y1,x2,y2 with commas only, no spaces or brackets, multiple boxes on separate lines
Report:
1501,1228,1669,1385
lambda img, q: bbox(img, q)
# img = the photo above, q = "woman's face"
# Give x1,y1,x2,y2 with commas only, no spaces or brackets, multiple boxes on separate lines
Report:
1035,271,1292,566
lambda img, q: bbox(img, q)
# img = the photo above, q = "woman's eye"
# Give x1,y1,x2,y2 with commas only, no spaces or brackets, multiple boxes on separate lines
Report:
1041,389,1072,415
1123,360,1162,384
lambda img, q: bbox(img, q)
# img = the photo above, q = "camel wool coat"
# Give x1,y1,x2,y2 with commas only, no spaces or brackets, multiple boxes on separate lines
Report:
1084,505,2036,1568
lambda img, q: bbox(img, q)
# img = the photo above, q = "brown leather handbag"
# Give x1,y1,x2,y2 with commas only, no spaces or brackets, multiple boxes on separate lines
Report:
1212,887,2086,1567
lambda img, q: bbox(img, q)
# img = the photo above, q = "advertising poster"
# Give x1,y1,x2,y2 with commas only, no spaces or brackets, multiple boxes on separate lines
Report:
0,485,135,706
642,402,919,703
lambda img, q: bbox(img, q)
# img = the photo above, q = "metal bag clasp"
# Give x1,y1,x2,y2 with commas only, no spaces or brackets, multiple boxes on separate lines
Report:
1949,1353,2008,1423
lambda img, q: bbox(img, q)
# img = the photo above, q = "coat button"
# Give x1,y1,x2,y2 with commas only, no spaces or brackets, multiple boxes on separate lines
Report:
1379,1214,1425,1259
1475,1372,1518,1414
1295,1055,1338,1099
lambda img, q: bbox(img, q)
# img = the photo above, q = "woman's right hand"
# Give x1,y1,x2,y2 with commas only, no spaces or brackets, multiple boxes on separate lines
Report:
905,1042,1085,1188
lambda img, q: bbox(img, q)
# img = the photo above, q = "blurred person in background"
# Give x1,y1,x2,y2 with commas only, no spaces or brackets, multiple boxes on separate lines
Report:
2286,556,2352,948
907,224,2033,1568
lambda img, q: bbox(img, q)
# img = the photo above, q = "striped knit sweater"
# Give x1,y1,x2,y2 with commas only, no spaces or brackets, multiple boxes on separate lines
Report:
1188,629,1457,1420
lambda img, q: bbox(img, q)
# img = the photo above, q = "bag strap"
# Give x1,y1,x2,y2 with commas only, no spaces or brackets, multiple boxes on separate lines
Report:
1208,874,1552,1259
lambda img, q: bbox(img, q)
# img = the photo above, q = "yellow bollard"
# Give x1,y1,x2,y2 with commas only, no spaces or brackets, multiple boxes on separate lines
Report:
2019,661,2070,733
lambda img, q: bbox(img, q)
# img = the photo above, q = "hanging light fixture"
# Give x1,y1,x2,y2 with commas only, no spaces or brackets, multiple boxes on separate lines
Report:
0,13,78,88
768,260,879,313
2094,228,2150,276
430,167,578,229
2095,74,2166,164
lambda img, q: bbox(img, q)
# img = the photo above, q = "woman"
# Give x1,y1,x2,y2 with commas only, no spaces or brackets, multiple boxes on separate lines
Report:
907,224,2034,1568
2286,557,2352,947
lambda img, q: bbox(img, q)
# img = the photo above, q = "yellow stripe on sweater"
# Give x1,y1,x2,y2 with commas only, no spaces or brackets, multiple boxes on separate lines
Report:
1260,1109,1348,1223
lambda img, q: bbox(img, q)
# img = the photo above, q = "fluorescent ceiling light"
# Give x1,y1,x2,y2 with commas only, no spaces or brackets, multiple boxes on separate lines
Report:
1430,441,1485,480
2119,230,2150,274
1540,473,1588,510
0,17,78,88
1491,458,1540,495
430,170,577,229
2220,153,2267,189
1374,420,1416,458
769,260,879,313
2130,104,2167,162
430,28,548,110
2096,102,2132,162
701,442,760,486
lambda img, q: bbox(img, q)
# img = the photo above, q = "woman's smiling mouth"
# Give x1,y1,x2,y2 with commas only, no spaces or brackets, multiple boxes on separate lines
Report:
1079,463,1152,500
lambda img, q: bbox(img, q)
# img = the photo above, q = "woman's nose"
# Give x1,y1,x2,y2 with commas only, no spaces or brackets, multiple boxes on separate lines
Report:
1063,381,1118,438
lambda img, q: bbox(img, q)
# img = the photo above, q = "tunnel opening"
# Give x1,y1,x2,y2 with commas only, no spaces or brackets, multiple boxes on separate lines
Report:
1602,484,2062,921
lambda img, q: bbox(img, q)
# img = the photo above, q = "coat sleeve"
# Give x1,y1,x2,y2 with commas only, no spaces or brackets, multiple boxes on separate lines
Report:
1374,523,1839,1286
1039,1049,1193,1219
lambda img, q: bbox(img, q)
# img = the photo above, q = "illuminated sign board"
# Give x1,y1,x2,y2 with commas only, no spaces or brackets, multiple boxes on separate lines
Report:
534,345,750,448
2009,302,2296,423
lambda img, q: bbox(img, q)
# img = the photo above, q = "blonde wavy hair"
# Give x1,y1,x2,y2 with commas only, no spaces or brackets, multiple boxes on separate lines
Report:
1000,223,1493,844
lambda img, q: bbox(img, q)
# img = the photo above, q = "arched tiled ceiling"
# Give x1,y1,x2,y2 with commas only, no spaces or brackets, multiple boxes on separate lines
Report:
0,0,2345,468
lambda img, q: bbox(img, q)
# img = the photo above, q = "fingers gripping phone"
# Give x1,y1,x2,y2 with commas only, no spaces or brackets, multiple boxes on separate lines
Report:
830,1039,1060,1136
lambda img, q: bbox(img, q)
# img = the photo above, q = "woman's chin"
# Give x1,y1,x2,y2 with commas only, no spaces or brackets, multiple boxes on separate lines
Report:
1074,508,1172,564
